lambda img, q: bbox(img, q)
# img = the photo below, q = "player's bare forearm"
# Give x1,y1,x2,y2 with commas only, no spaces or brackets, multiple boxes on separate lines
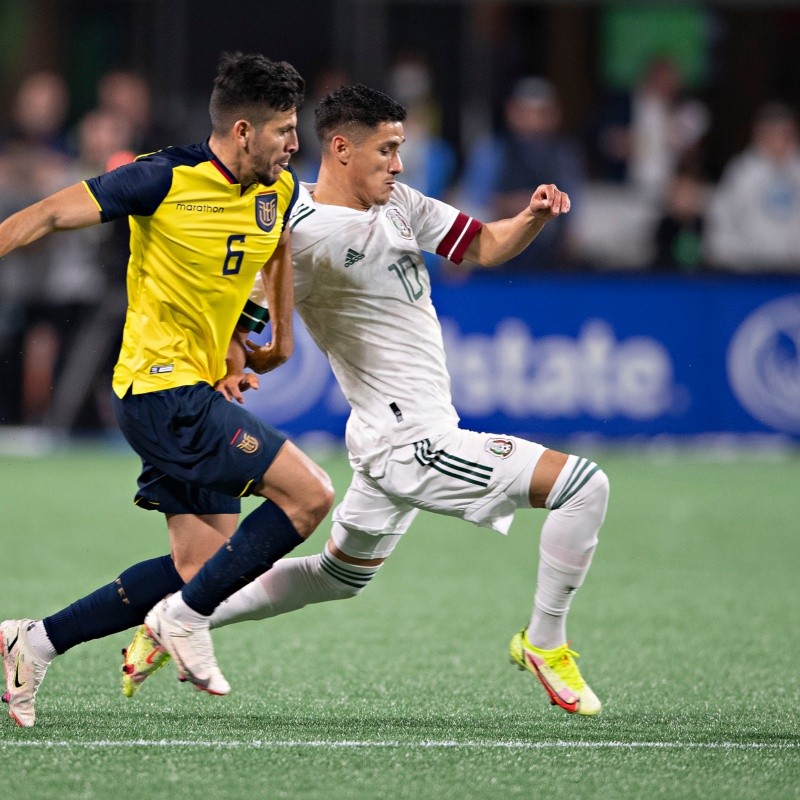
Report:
258,229,294,364
0,183,102,260
467,211,548,267
464,183,570,267
215,329,259,404
226,328,249,374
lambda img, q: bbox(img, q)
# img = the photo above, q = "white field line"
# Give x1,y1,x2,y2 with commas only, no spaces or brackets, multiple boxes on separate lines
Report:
0,739,798,750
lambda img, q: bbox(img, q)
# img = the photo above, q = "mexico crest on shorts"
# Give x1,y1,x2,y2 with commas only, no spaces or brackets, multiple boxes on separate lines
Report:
255,192,278,232
484,437,515,458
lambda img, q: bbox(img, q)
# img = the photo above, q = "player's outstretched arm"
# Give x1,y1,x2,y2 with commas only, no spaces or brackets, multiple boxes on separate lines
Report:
0,183,102,260
463,183,570,268
245,228,294,374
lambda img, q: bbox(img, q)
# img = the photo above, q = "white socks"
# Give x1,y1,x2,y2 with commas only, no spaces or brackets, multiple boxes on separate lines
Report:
163,592,210,626
210,543,381,629
527,456,610,650
202,456,607,652
26,620,57,662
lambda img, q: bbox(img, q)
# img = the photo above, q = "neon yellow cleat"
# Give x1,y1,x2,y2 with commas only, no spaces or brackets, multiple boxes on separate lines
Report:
121,624,171,698
509,629,601,716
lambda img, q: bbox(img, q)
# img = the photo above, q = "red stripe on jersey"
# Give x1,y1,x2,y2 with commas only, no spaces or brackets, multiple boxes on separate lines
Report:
436,213,482,264
211,159,236,184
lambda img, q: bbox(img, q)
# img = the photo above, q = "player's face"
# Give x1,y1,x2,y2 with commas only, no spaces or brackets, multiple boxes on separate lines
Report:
351,121,404,207
247,108,299,186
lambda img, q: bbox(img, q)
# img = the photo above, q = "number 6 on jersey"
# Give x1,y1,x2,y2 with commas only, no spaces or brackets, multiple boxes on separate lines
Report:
223,234,246,275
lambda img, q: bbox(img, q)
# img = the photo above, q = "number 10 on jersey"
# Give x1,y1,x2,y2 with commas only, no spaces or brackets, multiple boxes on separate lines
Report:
388,254,424,301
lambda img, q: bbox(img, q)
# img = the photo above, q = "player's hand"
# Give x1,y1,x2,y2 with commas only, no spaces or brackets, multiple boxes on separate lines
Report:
214,372,259,403
244,340,289,374
529,183,570,220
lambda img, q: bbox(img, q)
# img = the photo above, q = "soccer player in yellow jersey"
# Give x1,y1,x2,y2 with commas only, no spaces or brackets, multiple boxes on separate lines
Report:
0,52,334,726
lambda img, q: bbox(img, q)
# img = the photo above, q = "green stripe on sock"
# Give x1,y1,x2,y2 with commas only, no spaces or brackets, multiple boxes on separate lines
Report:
320,552,377,589
556,464,601,508
321,553,375,583
552,458,589,509
552,460,600,509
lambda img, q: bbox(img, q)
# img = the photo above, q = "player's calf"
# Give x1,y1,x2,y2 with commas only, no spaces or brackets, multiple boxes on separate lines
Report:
522,456,609,711
210,542,382,627
253,442,335,539
529,458,609,648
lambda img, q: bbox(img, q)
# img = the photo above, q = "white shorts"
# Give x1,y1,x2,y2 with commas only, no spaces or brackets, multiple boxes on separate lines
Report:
332,429,545,560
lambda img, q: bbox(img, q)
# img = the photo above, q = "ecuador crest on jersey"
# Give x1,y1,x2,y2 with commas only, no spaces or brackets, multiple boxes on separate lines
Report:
256,192,278,232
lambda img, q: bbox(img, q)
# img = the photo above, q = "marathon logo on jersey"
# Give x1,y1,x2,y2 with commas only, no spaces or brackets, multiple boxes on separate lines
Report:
255,192,278,232
386,208,414,240
230,428,260,455
149,363,174,375
484,437,515,459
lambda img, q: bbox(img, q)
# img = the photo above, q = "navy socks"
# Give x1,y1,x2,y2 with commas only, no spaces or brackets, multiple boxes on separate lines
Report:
41,502,303,649
181,500,303,616
43,555,184,654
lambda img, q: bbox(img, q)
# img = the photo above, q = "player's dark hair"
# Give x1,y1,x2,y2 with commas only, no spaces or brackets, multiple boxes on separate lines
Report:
314,84,406,143
209,51,304,133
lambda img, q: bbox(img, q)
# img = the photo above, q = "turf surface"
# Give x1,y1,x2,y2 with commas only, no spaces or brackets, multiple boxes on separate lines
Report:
0,445,798,799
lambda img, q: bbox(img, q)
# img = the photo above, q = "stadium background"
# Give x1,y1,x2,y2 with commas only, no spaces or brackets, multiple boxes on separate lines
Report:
0,0,799,446
0,3,798,799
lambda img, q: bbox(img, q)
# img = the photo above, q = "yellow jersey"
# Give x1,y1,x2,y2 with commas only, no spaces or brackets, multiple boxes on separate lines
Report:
83,140,298,397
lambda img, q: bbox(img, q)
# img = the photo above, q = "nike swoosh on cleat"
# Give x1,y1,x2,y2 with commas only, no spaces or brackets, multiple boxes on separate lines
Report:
524,651,542,670
181,667,210,690
14,655,25,689
6,630,19,653
524,652,579,712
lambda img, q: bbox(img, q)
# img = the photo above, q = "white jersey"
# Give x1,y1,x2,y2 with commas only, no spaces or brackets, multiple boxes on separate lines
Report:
249,181,481,474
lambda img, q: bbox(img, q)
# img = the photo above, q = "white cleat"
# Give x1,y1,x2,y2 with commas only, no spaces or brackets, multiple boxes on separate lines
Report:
143,600,230,696
1,619,51,728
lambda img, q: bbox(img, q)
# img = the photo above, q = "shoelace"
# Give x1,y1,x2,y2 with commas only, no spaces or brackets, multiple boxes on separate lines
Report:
546,644,585,690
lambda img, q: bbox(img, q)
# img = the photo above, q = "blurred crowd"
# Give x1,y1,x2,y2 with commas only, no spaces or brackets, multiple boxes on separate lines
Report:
0,69,174,429
2,54,800,430
294,53,800,278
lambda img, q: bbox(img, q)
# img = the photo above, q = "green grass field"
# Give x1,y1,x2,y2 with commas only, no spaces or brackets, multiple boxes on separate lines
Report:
0,444,798,799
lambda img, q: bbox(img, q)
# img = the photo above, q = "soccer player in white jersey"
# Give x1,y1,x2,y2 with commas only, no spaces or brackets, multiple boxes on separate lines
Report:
121,84,610,715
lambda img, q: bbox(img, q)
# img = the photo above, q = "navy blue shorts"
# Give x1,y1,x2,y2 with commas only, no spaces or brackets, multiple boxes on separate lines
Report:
112,383,287,516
